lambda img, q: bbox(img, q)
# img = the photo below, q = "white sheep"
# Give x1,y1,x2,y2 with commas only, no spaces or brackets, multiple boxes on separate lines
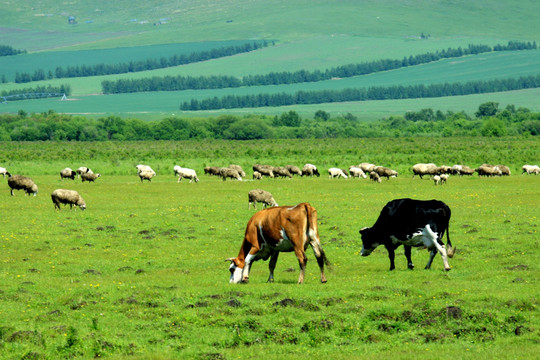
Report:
522,164,540,175
138,170,155,182
349,166,367,179
76,167,93,178
174,166,199,183
433,174,449,185
369,171,381,183
136,165,155,175
51,189,86,210
328,167,348,179
0,167,10,178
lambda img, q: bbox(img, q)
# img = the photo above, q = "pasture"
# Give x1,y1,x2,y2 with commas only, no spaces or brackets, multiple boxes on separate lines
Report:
0,138,538,359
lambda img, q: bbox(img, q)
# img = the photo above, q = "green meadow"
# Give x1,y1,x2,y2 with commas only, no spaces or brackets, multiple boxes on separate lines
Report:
0,138,538,359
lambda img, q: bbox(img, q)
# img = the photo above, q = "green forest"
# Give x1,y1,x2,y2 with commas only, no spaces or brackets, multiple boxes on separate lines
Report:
1,102,538,141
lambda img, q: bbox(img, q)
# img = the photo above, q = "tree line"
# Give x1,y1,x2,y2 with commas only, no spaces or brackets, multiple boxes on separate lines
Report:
12,41,269,83
1,85,72,101
0,103,537,141
101,41,537,94
180,74,540,110
0,45,26,56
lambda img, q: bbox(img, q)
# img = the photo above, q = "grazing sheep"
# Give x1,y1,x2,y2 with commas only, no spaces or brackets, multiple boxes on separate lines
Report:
138,170,154,182
358,162,376,173
76,167,93,178
412,163,437,179
369,171,381,183
136,164,154,173
7,174,38,196
273,166,293,178
456,165,475,176
81,172,102,183
440,174,449,184
174,166,199,183
220,167,243,181
435,165,452,175
301,163,320,177
286,165,302,176
51,189,86,210
0,167,10,178
253,171,262,180
433,174,448,185
374,166,398,179
349,166,367,179
229,165,246,178
204,166,222,176
496,165,511,176
248,189,278,210
60,168,77,180
328,168,348,179
451,164,475,175
475,164,502,177
522,164,540,175
253,164,274,178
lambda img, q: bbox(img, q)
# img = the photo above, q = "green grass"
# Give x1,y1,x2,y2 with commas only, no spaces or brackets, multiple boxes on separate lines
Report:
0,138,538,358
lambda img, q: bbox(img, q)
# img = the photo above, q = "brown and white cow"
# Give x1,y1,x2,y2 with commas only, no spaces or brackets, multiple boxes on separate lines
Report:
227,203,330,284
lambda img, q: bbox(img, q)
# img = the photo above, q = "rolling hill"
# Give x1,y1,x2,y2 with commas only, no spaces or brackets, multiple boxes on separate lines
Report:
1,0,540,119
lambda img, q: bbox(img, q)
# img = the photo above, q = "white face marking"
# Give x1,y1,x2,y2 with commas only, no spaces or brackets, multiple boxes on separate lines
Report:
229,264,243,283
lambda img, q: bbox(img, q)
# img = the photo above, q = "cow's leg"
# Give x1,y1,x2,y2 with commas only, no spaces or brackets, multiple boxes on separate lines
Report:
310,241,328,283
404,245,414,269
425,248,437,269
267,251,279,283
424,225,451,271
386,246,396,270
294,249,307,284
242,253,257,283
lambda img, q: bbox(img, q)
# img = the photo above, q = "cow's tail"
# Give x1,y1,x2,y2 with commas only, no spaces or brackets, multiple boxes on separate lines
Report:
443,205,455,258
446,225,455,258
305,203,332,269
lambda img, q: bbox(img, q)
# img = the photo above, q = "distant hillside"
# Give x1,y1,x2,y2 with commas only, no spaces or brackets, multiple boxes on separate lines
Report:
1,0,540,119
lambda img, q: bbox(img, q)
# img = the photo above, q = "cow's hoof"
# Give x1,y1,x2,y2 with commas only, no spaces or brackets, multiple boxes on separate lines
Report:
445,268,451,272
408,264,415,270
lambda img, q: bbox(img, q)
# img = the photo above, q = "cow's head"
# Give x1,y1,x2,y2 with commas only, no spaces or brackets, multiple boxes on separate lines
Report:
359,227,380,256
226,258,243,283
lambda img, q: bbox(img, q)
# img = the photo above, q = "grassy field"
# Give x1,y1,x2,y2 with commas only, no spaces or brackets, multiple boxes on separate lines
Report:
0,138,538,358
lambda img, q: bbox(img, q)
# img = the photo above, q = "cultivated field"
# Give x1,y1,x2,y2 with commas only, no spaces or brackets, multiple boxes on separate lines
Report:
0,138,538,359
2,1,540,119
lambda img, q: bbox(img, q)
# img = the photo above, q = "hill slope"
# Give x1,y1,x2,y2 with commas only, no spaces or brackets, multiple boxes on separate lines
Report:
1,0,540,119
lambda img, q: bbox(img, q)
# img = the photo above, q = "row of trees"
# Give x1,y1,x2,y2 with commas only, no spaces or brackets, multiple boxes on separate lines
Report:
0,45,26,56
12,41,269,83
101,41,537,94
180,74,540,110
1,85,72,101
0,103,537,141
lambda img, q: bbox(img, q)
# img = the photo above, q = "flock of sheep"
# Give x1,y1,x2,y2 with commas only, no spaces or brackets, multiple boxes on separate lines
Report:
0,162,538,211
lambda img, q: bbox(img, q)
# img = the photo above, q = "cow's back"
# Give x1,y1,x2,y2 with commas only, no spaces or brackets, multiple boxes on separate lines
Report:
247,204,311,245
375,198,450,237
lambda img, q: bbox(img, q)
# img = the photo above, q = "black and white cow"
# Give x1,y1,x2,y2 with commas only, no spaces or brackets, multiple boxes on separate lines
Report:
359,198,455,271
